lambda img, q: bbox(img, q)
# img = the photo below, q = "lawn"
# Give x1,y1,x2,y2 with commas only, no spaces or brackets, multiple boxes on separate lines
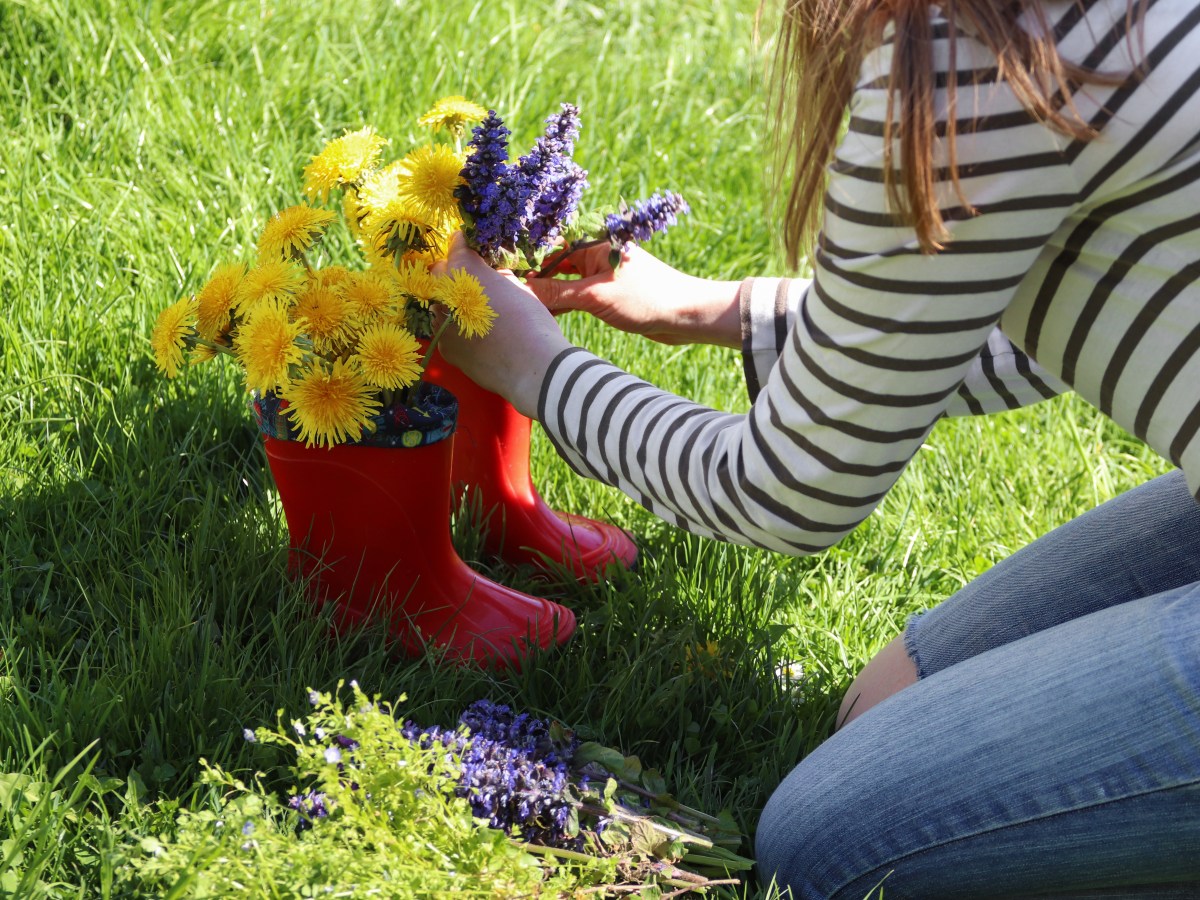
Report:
0,0,1171,895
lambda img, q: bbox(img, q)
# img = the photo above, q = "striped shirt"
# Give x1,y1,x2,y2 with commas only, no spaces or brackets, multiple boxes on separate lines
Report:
537,0,1200,555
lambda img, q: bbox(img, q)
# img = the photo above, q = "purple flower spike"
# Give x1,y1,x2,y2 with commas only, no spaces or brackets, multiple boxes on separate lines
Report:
460,111,511,188
515,105,580,188
400,699,581,849
527,163,588,250
458,105,589,262
542,103,581,157
514,105,586,251
605,191,690,248
456,111,524,264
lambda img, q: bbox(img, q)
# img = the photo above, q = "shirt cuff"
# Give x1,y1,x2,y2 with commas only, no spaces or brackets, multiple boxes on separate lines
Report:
739,276,809,402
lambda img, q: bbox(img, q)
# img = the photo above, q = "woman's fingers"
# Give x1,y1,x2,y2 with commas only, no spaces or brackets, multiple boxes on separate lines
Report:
524,273,594,313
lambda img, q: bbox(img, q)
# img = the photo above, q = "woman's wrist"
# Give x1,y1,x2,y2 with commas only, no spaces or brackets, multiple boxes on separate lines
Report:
500,328,573,420
670,278,743,348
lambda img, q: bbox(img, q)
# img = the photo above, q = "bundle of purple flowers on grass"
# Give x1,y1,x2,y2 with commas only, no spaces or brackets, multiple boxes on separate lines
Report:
456,103,690,274
256,686,753,895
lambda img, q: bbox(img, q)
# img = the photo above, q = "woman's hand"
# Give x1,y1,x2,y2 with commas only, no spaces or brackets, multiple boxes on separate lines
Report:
525,243,743,349
433,235,572,419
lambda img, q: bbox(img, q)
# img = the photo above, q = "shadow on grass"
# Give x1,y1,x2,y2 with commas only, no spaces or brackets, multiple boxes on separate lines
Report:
3,370,836,896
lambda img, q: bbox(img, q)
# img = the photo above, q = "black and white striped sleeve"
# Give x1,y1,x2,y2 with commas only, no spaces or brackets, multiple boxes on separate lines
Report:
739,276,1069,414
537,28,1083,555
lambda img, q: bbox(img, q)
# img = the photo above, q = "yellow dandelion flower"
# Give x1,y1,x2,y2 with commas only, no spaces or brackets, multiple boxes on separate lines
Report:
235,258,305,314
355,161,404,219
257,204,336,260
314,265,353,291
684,640,733,679
353,322,422,389
195,262,245,340
390,259,440,305
284,358,382,448
362,197,441,263
396,144,465,226
341,271,396,319
234,302,305,394
302,127,388,202
150,296,197,378
360,237,393,274
402,228,451,266
293,279,358,353
417,95,487,134
434,269,495,338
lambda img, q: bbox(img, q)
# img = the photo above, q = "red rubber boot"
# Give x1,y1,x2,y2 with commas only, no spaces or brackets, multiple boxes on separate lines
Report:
426,354,638,581
263,433,575,669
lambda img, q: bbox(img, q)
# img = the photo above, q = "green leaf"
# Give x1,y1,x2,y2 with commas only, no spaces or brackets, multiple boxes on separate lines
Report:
79,773,125,797
152,762,178,784
640,768,667,796
562,208,605,244
565,805,580,839
598,819,630,850
716,809,739,835
621,755,642,780
574,742,627,776
710,701,731,726
0,773,35,811
628,818,670,859
602,777,618,804
126,769,147,806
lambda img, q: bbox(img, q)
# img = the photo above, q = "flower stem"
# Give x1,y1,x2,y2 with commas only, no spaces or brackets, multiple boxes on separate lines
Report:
661,878,742,898
680,851,754,871
534,238,607,279
577,803,712,849
407,313,454,404
510,841,599,865
296,249,315,278
615,779,726,828
185,335,236,357
419,313,453,373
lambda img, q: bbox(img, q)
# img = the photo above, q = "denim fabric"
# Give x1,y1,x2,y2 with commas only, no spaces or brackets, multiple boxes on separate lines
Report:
906,469,1200,679
755,472,1200,899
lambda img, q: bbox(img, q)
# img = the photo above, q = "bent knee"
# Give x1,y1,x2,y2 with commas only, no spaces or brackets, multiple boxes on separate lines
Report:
755,752,870,899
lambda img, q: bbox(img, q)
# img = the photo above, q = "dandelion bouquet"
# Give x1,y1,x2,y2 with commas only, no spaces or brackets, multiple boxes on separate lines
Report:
134,684,752,897
149,96,688,449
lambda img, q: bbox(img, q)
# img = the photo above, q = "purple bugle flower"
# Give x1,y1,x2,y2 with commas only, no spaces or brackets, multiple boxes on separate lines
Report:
605,191,690,248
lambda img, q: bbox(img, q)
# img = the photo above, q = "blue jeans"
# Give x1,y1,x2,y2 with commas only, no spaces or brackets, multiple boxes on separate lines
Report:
756,470,1200,899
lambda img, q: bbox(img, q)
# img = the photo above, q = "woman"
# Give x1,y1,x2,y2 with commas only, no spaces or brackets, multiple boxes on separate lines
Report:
438,0,1200,895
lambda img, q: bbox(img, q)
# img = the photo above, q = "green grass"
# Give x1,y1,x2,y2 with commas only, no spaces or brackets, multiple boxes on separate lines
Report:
0,0,1172,895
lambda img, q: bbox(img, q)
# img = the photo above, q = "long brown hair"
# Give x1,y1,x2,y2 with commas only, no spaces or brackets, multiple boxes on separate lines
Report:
763,0,1138,265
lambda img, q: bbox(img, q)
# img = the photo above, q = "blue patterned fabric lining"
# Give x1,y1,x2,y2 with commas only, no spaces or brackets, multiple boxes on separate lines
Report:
250,383,457,448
